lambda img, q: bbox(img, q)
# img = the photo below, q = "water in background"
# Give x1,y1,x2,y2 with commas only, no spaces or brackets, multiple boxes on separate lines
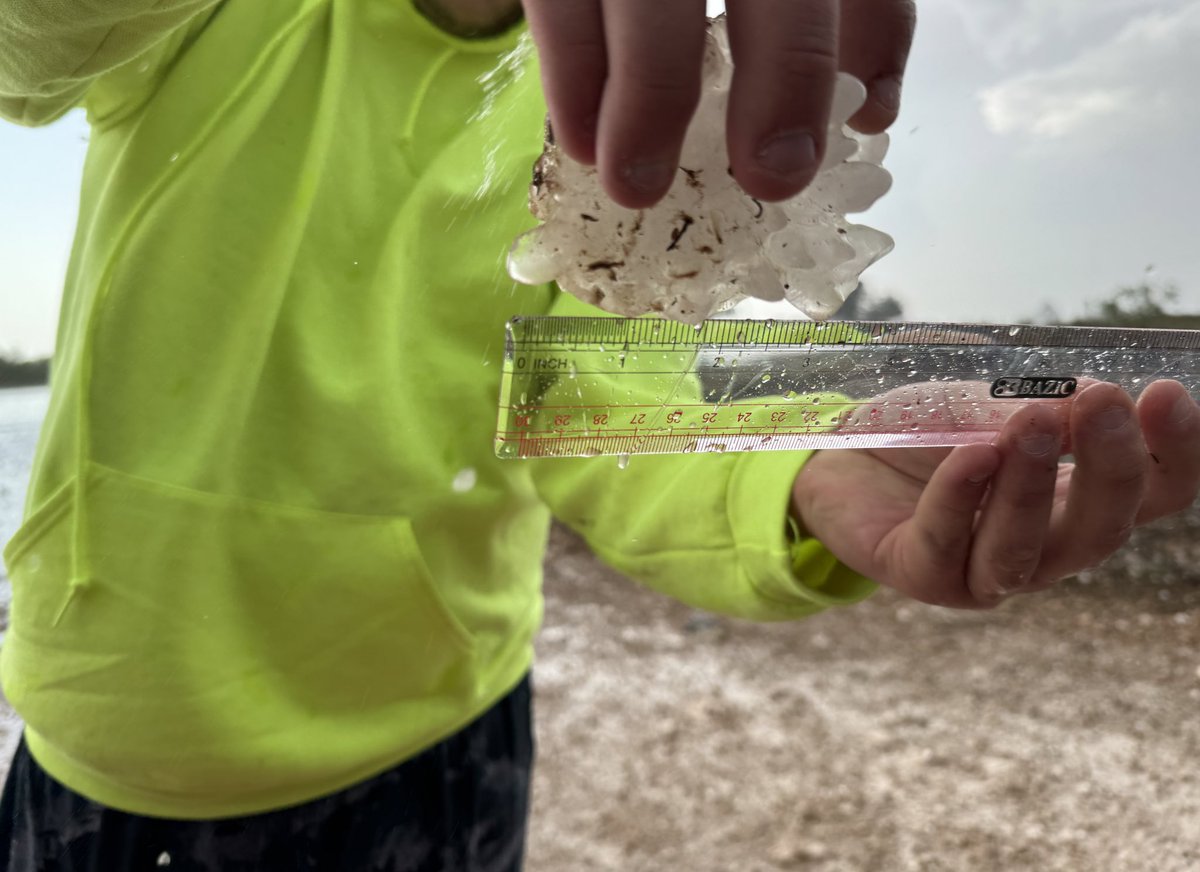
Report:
0,386,50,624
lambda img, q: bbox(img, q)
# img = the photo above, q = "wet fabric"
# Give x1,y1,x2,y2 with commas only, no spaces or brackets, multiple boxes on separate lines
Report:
0,676,534,872
0,0,876,820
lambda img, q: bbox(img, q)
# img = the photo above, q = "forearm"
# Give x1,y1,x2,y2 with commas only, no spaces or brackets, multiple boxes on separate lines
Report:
528,290,875,620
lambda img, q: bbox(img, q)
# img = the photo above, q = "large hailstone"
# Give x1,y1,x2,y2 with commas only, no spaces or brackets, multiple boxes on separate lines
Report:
507,16,894,325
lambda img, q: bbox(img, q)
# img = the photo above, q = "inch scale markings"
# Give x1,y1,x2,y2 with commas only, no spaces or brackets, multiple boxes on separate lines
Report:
495,317,1200,459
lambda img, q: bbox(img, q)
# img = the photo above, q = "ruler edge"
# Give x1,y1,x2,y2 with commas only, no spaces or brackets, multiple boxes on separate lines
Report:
506,316,1200,351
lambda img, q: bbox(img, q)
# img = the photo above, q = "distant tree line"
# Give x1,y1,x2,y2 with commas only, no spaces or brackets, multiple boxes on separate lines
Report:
1035,282,1200,330
832,280,1199,330
0,355,50,388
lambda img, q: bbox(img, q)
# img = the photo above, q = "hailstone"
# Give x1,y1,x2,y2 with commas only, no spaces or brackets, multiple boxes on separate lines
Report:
507,15,895,325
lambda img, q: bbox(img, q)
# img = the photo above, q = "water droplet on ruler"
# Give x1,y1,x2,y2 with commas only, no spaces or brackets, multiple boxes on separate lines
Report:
616,453,631,470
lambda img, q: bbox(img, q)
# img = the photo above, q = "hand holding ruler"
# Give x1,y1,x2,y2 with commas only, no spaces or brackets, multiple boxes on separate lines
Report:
495,317,1200,459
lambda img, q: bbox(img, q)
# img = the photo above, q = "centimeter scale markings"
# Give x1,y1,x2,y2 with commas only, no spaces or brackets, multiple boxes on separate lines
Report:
495,317,1200,459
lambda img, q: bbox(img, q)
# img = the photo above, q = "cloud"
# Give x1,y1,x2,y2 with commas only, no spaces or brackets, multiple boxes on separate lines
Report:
977,2,1200,143
935,0,1188,64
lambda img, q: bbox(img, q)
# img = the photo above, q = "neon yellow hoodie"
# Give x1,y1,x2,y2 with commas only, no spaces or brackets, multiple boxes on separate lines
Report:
0,0,875,819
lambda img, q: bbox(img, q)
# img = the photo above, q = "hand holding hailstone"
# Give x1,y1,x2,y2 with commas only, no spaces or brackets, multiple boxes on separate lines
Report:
510,17,895,322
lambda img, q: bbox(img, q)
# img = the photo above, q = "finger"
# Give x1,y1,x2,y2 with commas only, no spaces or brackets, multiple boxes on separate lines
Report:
524,0,608,164
966,405,1063,601
1135,380,1200,523
838,0,917,133
595,0,707,208
1038,383,1146,582
895,443,1000,608
726,0,839,201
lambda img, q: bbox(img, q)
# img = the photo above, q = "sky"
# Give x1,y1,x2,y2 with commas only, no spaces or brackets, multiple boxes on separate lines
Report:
1,0,1198,358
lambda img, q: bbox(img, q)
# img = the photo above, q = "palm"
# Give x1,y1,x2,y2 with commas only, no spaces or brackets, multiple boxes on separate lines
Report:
792,379,1200,609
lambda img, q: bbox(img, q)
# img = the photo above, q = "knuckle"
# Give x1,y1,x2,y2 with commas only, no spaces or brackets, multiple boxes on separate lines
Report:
918,524,960,560
621,70,701,118
774,36,839,81
1107,460,1148,490
1008,483,1055,513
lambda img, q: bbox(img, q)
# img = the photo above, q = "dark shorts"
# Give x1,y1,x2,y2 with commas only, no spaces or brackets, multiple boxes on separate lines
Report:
0,675,534,872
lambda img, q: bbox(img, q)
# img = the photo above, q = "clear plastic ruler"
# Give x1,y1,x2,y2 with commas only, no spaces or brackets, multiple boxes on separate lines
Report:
495,317,1200,459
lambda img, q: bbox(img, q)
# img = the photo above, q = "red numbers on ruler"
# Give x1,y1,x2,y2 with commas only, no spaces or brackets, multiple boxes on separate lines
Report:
701,412,718,424
630,413,647,425
554,415,572,427
593,414,609,426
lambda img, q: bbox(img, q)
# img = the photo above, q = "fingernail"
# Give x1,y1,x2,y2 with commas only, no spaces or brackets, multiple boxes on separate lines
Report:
1020,432,1057,456
621,160,675,195
967,471,991,485
755,131,817,178
1096,404,1130,431
870,76,902,116
1170,394,1195,426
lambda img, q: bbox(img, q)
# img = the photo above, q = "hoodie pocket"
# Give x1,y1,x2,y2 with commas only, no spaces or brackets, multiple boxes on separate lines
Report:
2,463,480,795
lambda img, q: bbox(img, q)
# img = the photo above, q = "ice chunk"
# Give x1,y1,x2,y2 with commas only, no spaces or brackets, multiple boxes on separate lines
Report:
508,15,894,325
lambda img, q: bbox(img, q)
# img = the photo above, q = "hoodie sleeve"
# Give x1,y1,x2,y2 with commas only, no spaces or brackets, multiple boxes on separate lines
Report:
529,290,877,622
0,0,220,125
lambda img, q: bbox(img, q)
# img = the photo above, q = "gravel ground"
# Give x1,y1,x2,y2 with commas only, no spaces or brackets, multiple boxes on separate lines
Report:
527,518,1200,872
